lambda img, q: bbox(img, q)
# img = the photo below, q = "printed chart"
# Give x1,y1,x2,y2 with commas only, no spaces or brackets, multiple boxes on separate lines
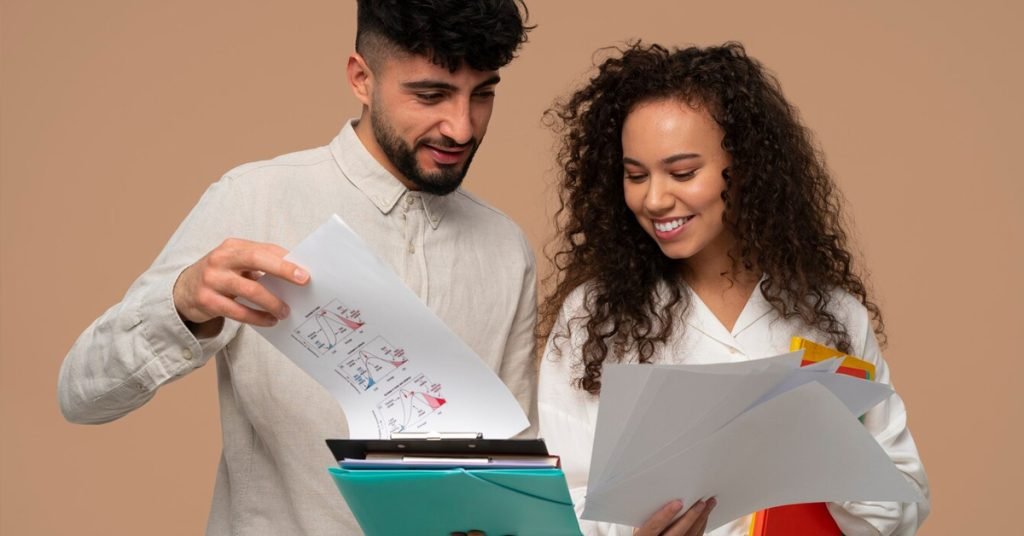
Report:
374,373,447,434
336,336,409,391
291,300,365,356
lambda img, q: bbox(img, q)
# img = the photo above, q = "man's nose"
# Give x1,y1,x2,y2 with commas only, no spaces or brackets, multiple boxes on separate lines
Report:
438,99,473,145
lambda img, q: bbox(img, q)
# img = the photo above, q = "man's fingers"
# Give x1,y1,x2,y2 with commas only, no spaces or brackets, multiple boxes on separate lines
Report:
209,239,308,286
231,244,309,286
220,273,291,320
636,500,685,536
175,239,305,326
206,294,279,327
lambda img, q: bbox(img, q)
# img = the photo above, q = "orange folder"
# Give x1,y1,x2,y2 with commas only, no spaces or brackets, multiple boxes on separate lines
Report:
748,337,876,536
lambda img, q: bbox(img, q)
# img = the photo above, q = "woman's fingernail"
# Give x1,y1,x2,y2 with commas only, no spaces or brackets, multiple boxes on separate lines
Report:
294,268,309,282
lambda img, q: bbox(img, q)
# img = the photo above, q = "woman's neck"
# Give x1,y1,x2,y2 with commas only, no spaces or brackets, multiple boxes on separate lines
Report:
681,250,760,333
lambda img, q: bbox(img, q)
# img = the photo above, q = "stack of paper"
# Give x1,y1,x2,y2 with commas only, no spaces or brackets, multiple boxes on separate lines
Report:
580,352,923,531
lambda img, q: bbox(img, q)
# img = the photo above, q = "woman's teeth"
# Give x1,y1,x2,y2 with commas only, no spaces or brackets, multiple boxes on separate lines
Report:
654,216,692,232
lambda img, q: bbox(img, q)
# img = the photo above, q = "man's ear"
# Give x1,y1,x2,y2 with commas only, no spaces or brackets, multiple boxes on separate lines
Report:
347,52,374,107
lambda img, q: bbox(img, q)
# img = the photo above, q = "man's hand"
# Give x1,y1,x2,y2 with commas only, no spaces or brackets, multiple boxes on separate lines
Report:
633,498,716,536
173,238,310,330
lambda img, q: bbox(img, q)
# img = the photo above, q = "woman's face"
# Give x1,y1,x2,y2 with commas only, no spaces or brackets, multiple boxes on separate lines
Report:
622,99,733,268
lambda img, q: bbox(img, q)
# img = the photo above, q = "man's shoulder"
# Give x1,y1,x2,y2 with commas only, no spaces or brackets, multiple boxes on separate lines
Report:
449,188,524,234
448,188,534,259
222,145,335,183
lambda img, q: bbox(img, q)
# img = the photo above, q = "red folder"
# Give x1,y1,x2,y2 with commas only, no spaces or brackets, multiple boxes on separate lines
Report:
749,503,841,535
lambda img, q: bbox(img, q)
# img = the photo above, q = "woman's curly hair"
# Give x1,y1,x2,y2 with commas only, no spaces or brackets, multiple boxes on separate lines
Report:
356,0,533,72
540,42,885,395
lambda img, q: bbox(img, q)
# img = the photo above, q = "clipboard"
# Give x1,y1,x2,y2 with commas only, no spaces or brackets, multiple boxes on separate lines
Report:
326,436,582,536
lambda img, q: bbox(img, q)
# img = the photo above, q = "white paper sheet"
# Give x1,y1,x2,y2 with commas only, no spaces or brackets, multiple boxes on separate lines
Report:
252,215,529,439
594,352,805,487
581,360,922,531
595,361,796,488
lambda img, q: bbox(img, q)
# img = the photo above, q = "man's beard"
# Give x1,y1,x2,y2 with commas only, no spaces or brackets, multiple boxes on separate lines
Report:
370,107,479,196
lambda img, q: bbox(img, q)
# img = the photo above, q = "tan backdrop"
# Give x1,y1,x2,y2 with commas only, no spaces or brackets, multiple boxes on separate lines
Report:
2,1,1021,534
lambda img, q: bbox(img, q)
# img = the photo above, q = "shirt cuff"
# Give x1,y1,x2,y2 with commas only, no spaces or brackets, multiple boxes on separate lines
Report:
128,267,229,390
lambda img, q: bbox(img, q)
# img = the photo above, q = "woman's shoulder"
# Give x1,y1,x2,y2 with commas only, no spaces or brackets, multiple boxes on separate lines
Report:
818,287,882,362
556,282,597,321
825,287,873,329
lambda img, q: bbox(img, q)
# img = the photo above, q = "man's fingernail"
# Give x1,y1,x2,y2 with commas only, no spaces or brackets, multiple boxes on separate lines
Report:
294,268,309,282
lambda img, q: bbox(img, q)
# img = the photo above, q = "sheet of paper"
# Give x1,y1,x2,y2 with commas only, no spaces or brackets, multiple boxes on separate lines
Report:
753,365,894,418
596,354,891,489
595,362,796,488
586,365,657,487
595,353,803,486
582,381,922,531
252,215,529,439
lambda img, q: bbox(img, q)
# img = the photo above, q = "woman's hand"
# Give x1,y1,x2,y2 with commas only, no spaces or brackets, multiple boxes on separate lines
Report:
633,498,716,536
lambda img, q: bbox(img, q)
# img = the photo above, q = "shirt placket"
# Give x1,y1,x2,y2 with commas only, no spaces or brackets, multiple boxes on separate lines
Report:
401,193,429,300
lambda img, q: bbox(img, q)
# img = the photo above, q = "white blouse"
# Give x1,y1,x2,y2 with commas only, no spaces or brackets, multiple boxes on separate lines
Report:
539,284,930,536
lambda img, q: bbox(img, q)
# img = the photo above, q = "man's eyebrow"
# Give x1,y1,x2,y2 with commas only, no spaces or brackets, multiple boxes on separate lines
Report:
402,80,459,91
400,75,501,92
475,75,501,90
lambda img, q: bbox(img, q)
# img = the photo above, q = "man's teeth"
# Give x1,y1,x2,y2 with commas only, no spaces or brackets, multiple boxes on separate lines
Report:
654,217,691,232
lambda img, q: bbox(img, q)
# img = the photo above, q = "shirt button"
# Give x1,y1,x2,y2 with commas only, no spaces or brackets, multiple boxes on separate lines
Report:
728,347,740,355
182,348,194,360
406,196,415,206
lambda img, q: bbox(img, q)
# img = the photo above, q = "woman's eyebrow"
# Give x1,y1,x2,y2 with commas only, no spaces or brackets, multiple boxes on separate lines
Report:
622,153,701,166
662,153,701,165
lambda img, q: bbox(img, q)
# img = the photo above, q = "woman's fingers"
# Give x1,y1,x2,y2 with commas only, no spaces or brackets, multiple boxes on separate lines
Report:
635,500,686,536
664,498,716,536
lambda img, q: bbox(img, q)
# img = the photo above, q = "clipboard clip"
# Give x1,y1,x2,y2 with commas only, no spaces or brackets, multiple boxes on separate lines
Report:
389,431,483,440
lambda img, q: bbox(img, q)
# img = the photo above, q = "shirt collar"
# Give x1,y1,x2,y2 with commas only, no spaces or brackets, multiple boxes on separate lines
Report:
684,274,773,346
329,119,450,229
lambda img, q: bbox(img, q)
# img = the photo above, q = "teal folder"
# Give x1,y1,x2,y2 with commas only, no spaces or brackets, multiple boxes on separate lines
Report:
329,466,583,535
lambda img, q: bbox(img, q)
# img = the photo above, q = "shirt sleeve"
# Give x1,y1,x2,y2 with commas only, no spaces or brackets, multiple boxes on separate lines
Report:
58,176,244,424
500,234,539,439
828,304,931,535
538,289,635,536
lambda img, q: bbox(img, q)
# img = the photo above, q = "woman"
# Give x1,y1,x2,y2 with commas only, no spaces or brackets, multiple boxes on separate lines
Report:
538,42,930,536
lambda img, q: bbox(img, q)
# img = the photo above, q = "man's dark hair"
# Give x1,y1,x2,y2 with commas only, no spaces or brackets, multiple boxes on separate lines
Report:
356,0,533,72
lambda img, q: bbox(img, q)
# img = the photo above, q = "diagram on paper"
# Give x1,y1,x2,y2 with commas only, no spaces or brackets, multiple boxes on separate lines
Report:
291,299,365,357
335,336,409,392
375,373,447,434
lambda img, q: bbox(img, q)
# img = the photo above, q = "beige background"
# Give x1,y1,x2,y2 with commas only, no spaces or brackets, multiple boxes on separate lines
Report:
2,1,1021,534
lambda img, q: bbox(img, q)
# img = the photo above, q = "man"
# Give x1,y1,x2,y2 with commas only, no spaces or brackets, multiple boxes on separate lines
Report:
58,1,536,533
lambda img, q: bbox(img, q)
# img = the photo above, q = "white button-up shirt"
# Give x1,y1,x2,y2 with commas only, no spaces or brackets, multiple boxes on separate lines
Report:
59,120,538,535
539,284,930,536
